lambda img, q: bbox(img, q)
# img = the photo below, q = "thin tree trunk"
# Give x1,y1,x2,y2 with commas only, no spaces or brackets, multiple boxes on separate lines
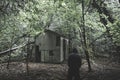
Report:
7,36,14,69
26,35,30,75
26,48,29,75
82,0,92,71
7,48,12,69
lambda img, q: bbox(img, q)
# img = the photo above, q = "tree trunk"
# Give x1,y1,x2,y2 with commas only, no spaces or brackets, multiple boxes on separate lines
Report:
82,0,92,71
7,36,14,69
26,35,30,75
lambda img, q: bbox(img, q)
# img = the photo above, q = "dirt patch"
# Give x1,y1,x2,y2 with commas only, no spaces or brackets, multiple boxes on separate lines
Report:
0,60,120,80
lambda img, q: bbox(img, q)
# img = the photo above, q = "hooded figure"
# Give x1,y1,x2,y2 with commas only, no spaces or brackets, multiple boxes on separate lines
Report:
67,48,82,80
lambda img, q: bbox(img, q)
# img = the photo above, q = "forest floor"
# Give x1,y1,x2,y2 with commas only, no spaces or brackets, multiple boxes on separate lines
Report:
0,58,120,80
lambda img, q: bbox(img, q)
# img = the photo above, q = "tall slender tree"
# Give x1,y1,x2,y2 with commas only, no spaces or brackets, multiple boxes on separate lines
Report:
81,0,91,71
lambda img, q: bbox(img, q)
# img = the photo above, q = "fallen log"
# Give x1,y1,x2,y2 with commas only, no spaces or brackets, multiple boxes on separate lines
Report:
0,42,34,56
0,45,25,56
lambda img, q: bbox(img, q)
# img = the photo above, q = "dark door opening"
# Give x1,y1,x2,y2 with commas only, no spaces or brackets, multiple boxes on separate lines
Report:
63,39,66,61
35,45,41,62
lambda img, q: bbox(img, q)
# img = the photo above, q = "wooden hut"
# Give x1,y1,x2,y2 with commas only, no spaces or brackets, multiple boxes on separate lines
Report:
34,29,69,63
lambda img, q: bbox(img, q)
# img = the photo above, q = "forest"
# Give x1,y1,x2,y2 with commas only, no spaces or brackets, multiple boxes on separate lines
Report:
0,0,120,80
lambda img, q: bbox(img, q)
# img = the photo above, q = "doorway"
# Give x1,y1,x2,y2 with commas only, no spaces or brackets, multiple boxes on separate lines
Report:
63,39,66,61
35,45,41,62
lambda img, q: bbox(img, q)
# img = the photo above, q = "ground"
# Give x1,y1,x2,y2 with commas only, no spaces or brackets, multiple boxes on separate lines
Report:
0,58,120,80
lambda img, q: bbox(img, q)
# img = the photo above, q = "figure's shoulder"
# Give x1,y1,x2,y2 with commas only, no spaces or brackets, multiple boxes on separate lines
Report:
69,53,74,56
68,53,75,58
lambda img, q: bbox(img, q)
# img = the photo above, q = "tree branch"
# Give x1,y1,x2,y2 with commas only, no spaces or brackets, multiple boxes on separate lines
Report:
0,42,34,56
